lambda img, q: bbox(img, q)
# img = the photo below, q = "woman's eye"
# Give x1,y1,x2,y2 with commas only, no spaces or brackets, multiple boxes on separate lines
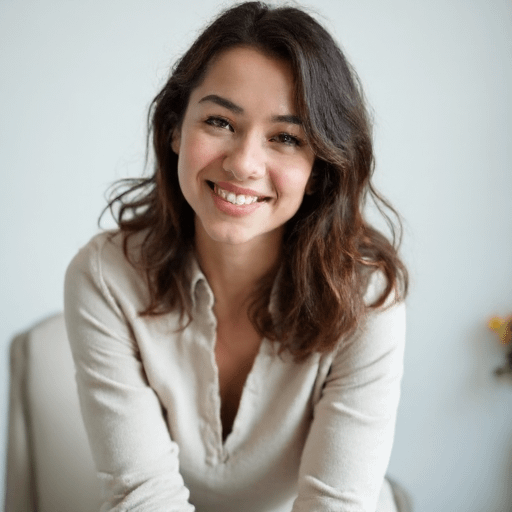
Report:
272,132,303,147
205,116,233,131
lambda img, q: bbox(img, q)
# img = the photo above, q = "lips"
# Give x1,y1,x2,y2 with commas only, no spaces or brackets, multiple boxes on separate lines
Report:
214,184,258,205
207,180,270,206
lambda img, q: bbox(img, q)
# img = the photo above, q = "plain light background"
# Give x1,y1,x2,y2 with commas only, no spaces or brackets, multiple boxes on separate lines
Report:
1,0,512,510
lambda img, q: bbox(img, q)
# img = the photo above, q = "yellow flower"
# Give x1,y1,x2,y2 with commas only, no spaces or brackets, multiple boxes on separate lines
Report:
489,316,512,344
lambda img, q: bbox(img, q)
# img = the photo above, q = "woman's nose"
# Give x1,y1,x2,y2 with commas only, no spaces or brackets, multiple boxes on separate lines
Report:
223,134,266,181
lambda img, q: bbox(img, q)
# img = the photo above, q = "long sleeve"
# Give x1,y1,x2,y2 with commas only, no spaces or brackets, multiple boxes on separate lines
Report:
292,285,406,512
64,235,195,512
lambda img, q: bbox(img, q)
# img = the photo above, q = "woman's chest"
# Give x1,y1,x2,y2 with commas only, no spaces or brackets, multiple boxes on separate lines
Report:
138,316,327,462
214,320,263,439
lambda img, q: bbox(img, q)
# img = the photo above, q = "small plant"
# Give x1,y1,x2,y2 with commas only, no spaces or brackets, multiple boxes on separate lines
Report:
489,315,512,377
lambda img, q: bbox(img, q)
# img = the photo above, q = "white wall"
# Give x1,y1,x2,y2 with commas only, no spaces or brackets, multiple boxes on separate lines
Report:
1,0,511,510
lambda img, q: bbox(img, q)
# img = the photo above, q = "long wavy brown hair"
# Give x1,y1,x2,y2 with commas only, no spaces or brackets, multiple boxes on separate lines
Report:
106,1,408,360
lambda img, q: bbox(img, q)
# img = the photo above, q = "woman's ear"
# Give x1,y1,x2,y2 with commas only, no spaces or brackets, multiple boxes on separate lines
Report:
171,127,181,155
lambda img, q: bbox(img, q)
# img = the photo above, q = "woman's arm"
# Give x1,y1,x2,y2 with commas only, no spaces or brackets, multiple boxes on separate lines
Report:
64,235,195,512
292,283,406,512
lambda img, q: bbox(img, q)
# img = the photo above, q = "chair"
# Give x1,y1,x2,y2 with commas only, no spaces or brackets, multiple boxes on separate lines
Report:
4,314,412,512
4,314,100,512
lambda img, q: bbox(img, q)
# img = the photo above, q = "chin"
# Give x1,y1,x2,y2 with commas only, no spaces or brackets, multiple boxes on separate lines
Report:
199,218,277,247
208,226,258,246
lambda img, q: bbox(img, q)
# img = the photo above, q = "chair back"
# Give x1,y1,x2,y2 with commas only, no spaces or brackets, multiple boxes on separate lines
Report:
5,314,101,512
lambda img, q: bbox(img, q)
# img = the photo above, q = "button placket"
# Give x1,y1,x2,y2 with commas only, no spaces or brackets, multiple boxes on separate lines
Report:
194,278,227,464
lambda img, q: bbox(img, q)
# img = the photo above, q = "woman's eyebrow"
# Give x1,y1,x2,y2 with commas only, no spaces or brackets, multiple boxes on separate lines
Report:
198,94,303,126
271,114,302,126
199,94,243,114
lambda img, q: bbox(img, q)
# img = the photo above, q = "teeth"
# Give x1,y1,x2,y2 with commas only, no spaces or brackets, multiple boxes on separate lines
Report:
214,184,259,205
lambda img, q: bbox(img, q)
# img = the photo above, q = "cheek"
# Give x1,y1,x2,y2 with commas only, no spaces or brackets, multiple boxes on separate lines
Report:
271,166,312,202
178,133,219,179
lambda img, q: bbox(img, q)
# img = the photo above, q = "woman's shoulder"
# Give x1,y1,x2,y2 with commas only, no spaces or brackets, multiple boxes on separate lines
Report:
363,269,387,306
362,267,403,309
65,230,148,301
67,230,128,273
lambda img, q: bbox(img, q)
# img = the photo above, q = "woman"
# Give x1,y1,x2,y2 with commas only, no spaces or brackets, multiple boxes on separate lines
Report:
64,2,408,511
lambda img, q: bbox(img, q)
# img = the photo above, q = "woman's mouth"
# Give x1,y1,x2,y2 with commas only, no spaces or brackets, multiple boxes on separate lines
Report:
207,181,268,205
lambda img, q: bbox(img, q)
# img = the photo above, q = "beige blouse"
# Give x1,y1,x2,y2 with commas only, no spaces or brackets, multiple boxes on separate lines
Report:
64,231,406,512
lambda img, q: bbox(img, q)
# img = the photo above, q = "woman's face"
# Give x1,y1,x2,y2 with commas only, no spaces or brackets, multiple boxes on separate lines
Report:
172,46,315,248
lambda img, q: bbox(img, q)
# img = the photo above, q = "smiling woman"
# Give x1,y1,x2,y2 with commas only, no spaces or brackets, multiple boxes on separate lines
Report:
173,47,315,247
63,2,408,511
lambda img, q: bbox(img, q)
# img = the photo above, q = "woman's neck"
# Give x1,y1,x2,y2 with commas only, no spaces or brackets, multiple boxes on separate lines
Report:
194,223,282,318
